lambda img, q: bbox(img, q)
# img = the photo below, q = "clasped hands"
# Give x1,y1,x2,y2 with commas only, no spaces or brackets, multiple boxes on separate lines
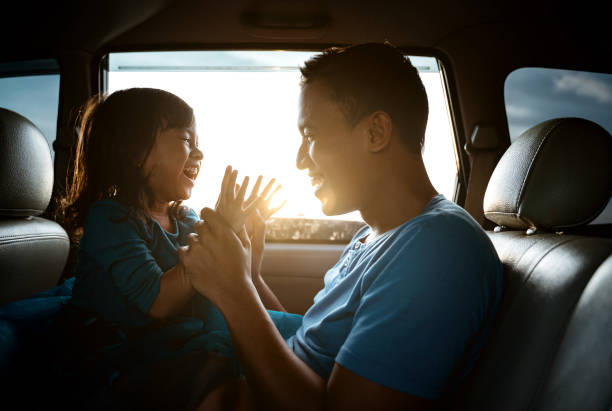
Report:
179,166,285,305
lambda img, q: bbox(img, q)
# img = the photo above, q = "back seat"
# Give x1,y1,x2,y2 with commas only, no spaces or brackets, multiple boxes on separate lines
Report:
1,109,611,409
451,118,612,410
0,108,69,305
0,108,70,372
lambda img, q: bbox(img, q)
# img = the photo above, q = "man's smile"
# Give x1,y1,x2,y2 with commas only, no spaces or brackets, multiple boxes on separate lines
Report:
309,174,325,193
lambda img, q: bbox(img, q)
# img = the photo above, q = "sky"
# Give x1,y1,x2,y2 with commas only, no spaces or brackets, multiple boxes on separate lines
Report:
0,74,59,158
505,68,612,140
504,67,612,223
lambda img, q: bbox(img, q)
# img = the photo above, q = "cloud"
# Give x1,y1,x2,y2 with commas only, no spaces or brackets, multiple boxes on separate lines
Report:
505,103,532,119
554,72,612,103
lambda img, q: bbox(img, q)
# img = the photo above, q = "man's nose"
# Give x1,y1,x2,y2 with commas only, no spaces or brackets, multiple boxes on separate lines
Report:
296,141,312,170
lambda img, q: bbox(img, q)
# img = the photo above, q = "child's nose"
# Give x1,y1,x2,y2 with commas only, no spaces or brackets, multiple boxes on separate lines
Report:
191,147,203,160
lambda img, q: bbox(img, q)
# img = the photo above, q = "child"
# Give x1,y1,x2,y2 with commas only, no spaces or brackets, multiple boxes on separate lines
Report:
56,88,300,411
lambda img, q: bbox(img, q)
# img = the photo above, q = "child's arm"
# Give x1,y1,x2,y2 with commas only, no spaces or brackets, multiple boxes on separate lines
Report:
79,201,194,323
148,263,194,319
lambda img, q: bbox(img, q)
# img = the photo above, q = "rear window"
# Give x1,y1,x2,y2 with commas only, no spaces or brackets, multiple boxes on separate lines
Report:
0,59,60,159
107,51,458,241
504,67,612,224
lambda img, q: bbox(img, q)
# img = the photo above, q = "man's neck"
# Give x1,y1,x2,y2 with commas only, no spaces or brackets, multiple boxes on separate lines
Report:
359,157,438,241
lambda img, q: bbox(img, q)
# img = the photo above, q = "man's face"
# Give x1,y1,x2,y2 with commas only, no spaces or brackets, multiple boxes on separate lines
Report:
296,81,365,215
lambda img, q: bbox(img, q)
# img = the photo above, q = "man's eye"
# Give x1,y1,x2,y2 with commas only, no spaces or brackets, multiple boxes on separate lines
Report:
305,135,315,144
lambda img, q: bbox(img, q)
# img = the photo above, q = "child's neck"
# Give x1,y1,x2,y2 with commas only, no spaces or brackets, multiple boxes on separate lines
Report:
148,202,174,233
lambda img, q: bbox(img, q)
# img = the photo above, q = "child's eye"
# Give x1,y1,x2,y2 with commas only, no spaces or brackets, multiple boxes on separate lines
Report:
304,135,315,144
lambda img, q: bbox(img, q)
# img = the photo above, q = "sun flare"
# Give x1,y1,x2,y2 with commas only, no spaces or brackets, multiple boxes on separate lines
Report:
108,52,456,222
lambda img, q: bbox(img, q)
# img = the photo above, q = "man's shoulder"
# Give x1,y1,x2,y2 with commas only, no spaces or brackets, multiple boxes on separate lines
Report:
364,196,501,282
397,196,489,246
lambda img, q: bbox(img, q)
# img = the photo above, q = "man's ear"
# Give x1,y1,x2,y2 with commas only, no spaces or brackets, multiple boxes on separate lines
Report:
365,111,393,153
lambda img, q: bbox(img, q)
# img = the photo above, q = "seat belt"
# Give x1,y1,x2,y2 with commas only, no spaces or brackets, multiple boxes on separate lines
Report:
463,124,501,228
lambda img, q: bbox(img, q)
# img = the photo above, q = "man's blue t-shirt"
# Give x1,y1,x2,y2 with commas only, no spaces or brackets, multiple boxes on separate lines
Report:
287,194,503,398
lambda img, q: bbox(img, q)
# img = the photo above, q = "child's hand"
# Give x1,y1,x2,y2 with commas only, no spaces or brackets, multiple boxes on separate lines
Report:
210,166,261,232
247,176,286,223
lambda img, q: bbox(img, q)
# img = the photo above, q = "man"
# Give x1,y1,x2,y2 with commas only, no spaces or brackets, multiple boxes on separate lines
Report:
181,43,503,410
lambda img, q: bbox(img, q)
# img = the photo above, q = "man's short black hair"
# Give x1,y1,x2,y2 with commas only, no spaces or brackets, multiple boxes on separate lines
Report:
300,42,429,153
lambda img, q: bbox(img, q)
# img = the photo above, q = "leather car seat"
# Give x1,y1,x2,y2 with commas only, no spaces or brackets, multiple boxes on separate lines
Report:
449,117,612,410
0,108,69,305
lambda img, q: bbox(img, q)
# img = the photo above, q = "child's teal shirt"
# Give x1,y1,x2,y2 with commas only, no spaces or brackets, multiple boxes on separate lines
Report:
70,199,302,377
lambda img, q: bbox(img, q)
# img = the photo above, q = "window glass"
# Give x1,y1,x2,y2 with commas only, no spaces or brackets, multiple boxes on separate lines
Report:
108,51,457,241
0,59,60,158
505,67,612,224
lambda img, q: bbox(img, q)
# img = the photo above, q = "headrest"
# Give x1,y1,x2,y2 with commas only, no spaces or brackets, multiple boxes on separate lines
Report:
483,117,612,231
0,108,54,217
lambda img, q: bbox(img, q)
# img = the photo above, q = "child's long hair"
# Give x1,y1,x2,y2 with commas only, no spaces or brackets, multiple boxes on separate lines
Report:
58,88,195,241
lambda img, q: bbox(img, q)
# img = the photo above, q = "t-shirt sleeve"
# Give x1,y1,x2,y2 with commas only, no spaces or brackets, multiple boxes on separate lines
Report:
80,203,163,315
184,207,199,232
335,223,484,398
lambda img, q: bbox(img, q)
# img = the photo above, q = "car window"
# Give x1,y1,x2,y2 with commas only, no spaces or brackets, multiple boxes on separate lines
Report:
0,59,60,159
107,51,458,241
504,67,612,224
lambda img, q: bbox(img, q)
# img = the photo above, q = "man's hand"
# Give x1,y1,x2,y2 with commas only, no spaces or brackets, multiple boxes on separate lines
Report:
180,207,253,307
242,176,286,276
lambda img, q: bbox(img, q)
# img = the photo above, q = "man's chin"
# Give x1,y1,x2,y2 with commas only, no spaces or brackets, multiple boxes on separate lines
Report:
319,193,352,216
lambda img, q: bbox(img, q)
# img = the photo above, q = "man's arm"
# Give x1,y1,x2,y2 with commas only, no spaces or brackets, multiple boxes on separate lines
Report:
327,365,434,411
242,175,287,312
213,282,325,410
216,282,432,411
181,209,433,410
252,273,286,312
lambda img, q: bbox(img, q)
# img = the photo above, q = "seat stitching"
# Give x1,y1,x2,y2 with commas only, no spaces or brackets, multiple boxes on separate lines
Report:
0,235,69,246
515,120,564,215
0,232,67,240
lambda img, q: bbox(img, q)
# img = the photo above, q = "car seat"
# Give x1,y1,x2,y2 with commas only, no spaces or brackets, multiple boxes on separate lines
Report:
0,107,69,305
449,117,612,410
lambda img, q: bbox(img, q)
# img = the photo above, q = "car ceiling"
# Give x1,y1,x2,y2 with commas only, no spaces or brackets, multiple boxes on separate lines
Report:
2,0,610,74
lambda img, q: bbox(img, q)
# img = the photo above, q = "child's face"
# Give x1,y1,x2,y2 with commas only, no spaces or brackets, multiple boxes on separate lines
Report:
142,126,202,205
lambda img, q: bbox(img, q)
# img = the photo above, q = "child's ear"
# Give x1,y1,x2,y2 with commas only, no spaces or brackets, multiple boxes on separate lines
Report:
365,111,393,153
135,156,146,170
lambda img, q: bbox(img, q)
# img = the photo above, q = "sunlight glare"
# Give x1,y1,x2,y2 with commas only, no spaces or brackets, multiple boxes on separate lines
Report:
108,52,457,222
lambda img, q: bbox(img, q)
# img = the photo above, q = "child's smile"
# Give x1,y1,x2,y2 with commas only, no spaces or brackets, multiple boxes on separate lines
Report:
142,126,203,204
